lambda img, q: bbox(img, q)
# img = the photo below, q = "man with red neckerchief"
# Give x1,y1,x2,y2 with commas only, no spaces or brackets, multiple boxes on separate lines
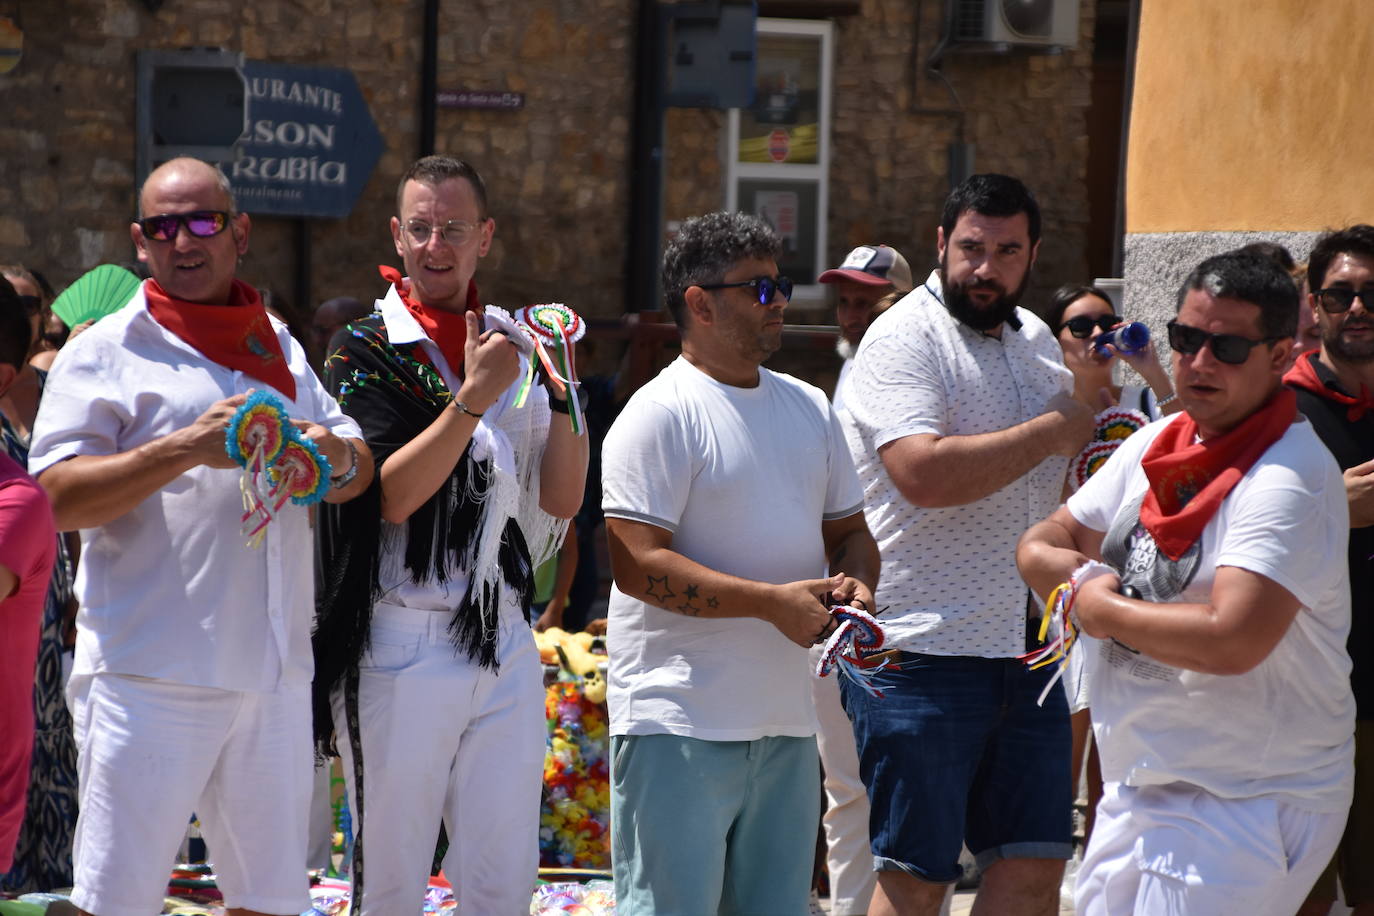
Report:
1286,225,1374,916
313,155,588,915
1018,251,1355,915
28,157,373,916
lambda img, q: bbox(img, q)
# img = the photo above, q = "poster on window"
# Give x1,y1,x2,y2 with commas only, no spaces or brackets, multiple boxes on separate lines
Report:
740,180,818,283
738,34,820,164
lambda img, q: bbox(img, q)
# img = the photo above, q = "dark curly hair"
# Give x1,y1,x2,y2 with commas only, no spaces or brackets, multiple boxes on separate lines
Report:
661,211,781,327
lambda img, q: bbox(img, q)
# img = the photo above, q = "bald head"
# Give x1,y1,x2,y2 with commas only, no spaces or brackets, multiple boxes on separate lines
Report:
132,157,250,305
139,157,236,219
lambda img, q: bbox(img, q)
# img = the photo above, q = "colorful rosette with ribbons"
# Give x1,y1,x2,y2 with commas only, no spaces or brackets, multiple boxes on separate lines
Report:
815,605,889,698
1018,559,1116,706
268,437,332,508
224,391,332,547
1071,405,1149,488
516,303,587,436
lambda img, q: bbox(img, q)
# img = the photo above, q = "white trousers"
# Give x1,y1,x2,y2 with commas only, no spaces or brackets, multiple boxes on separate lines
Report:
1077,781,1349,916
810,649,877,916
69,673,312,916
332,603,547,916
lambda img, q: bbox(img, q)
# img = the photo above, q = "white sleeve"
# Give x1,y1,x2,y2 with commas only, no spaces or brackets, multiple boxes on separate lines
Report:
601,394,693,534
846,323,949,450
1216,468,1348,610
823,403,864,520
28,335,126,477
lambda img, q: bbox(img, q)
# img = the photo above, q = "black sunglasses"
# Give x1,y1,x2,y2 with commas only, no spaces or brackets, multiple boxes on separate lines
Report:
138,210,231,242
1314,287,1374,314
1060,314,1121,338
696,275,794,305
1166,320,1281,365
18,295,42,317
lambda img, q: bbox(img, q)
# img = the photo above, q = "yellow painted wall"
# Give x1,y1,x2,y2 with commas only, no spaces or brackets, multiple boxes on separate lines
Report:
1126,0,1374,233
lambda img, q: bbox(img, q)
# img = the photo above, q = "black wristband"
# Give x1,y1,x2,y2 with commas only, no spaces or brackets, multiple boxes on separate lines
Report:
548,395,571,415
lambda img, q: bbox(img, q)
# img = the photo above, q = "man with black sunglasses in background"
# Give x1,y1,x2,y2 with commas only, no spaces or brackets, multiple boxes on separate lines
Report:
839,174,1089,916
1285,225,1374,916
28,157,373,916
1018,251,1354,913
601,211,880,914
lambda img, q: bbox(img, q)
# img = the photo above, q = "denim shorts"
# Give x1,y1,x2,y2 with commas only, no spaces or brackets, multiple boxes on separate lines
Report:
840,652,1073,882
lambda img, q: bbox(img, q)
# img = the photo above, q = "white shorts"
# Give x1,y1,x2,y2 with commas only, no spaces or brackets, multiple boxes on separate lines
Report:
1076,781,1348,916
69,673,313,916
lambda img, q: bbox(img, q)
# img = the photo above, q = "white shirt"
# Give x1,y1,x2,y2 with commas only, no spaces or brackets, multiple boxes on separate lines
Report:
602,357,864,740
1068,414,1355,812
840,270,1072,657
28,284,361,692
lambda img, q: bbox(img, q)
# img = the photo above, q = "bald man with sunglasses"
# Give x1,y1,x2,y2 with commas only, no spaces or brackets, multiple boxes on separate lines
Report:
1018,251,1354,914
29,157,373,916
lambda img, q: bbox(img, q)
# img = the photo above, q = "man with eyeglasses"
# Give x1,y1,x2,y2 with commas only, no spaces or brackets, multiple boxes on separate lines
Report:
1285,225,1374,916
1018,250,1354,914
311,155,587,914
601,211,879,914
837,174,1089,916
27,157,373,916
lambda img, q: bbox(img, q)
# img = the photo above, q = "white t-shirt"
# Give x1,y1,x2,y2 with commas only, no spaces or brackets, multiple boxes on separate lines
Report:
602,357,864,740
1067,413,1355,812
841,271,1072,657
28,285,362,692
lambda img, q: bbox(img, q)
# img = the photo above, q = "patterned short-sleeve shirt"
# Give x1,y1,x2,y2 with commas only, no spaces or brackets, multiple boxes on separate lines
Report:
840,270,1072,657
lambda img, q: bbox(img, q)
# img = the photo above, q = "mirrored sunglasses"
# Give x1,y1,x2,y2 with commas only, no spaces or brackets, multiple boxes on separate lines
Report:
696,275,794,305
138,210,231,242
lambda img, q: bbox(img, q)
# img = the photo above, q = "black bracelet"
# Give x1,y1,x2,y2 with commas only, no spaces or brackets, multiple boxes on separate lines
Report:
548,395,571,415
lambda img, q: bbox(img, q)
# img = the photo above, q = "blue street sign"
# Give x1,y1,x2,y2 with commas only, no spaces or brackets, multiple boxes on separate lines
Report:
228,61,384,220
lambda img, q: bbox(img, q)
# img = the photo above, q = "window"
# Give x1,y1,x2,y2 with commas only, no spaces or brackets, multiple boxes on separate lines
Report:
727,18,833,302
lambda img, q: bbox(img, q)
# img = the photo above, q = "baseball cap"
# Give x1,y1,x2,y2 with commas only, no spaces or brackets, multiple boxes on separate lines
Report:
817,245,914,292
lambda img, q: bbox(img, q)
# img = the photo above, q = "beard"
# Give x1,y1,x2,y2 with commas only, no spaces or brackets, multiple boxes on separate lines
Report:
940,256,1030,332
836,337,857,360
1325,315,1374,363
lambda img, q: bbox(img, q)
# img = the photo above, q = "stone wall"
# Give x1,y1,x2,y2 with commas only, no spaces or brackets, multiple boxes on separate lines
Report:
2,0,1094,333
662,0,1099,319
0,0,634,323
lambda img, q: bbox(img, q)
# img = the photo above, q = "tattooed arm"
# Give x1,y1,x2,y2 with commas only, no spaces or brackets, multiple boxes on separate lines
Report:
605,517,842,648
821,511,880,614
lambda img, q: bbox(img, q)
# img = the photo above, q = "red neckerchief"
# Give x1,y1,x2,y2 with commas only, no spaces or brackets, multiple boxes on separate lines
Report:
1283,350,1374,421
1138,388,1297,561
378,265,480,371
143,278,295,400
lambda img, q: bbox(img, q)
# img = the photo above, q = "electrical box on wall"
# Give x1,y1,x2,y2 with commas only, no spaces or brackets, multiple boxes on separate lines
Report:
136,49,248,187
949,0,1080,52
664,1,757,109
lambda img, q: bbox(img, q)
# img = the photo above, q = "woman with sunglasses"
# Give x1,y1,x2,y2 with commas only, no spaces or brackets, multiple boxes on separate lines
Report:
1047,284,1180,424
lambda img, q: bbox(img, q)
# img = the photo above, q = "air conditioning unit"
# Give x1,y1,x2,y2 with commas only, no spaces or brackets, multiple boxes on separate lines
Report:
950,0,1080,51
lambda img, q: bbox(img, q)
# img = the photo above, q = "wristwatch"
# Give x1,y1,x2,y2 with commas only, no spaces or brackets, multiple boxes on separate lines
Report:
330,439,359,489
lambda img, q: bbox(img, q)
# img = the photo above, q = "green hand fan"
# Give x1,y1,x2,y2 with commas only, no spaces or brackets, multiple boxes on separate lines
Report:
50,263,142,327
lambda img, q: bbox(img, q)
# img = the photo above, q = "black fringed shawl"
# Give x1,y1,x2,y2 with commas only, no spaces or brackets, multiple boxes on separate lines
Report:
311,314,535,753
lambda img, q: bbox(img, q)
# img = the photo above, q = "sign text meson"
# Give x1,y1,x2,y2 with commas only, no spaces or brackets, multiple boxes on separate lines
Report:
229,63,384,219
